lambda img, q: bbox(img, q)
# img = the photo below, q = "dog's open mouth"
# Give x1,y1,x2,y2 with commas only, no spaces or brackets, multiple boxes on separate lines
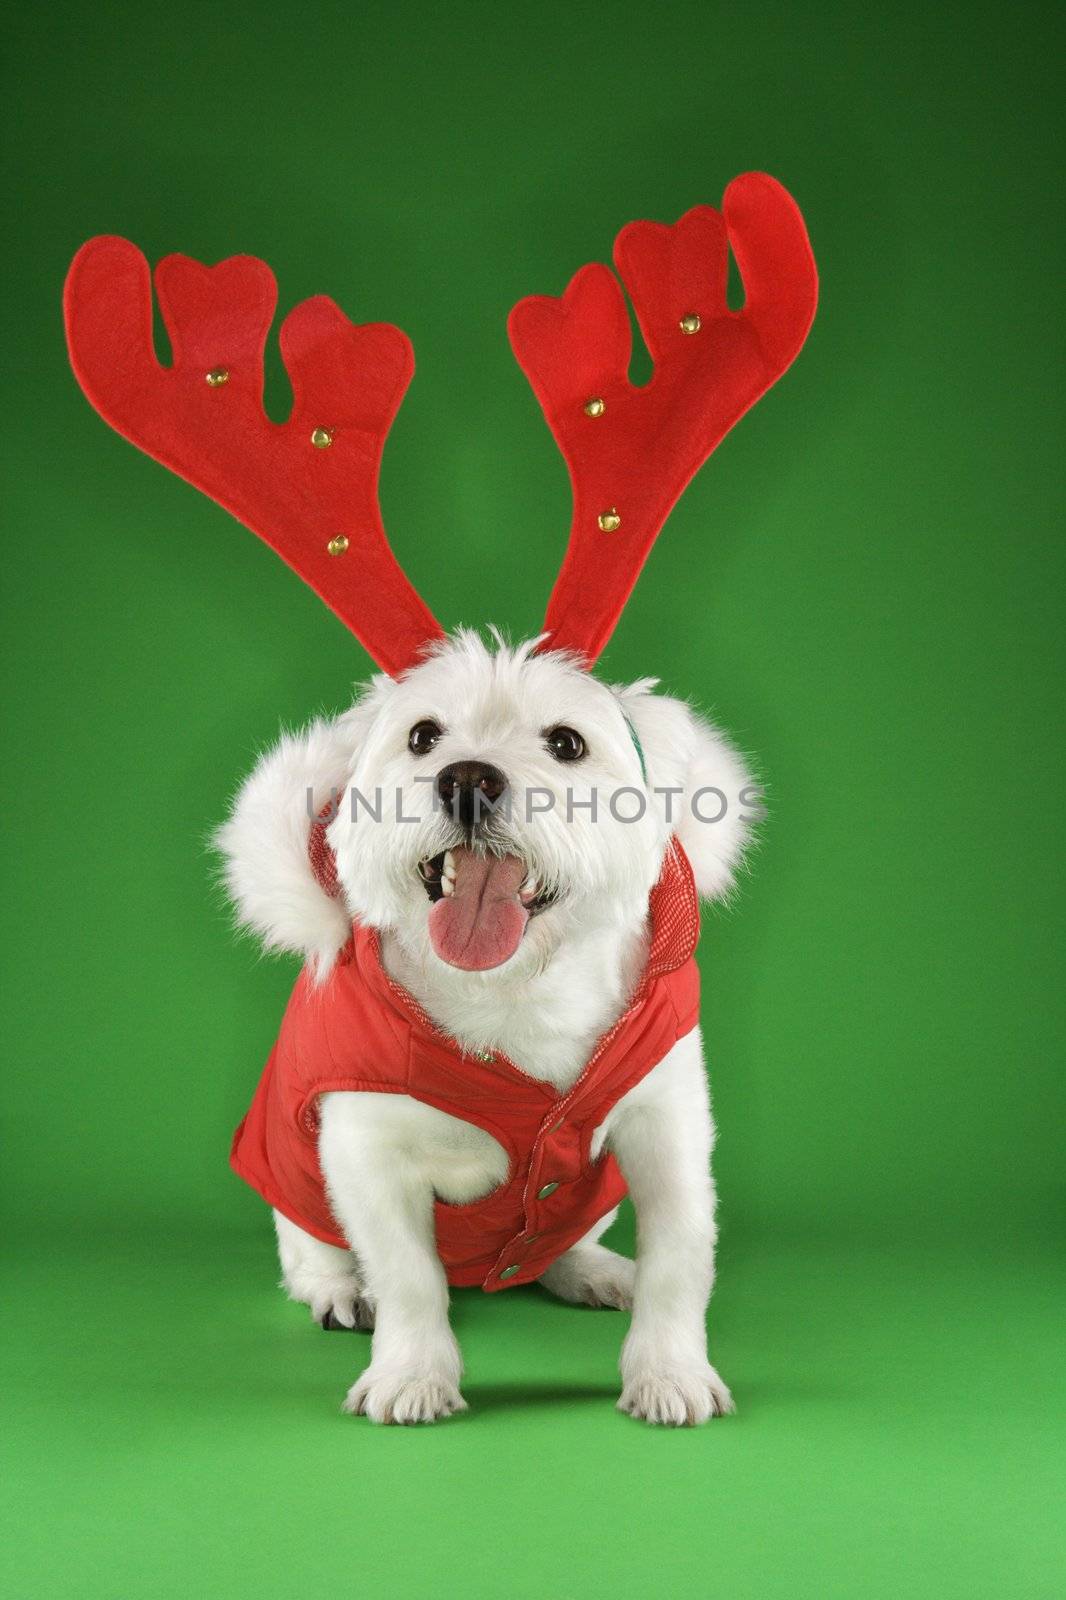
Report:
417,848,556,971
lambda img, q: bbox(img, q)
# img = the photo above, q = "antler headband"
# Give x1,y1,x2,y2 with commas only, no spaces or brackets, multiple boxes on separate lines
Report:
64,172,816,674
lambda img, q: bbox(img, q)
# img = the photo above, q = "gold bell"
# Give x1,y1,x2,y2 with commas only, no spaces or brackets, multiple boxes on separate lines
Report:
583,397,606,418
311,427,334,449
326,535,349,556
598,508,621,533
205,368,229,386
679,313,701,335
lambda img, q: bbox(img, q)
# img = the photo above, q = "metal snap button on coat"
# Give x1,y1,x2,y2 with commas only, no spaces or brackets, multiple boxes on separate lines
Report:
499,1264,520,1280
537,1181,560,1199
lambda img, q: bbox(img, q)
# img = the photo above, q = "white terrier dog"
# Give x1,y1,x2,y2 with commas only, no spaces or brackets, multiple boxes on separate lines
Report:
216,631,754,1424
63,173,815,1425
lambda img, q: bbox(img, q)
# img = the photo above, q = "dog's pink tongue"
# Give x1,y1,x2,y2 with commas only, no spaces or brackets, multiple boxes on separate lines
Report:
428,849,529,971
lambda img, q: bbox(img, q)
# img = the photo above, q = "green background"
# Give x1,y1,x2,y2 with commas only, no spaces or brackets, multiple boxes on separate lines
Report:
2,1,1063,1595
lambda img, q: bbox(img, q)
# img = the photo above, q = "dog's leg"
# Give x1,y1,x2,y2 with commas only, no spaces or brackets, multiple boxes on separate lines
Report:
608,1034,734,1425
318,1093,466,1424
537,1209,635,1308
273,1210,374,1330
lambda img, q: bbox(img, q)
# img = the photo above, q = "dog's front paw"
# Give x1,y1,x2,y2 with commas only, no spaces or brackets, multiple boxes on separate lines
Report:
343,1366,468,1425
618,1363,734,1426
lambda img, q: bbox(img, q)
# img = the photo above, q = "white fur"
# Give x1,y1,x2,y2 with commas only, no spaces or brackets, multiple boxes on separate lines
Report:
216,632,753,1424
214,712,367,977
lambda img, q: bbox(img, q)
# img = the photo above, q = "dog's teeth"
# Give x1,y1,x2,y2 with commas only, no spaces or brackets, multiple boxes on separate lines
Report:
441,874,454,896
520,874,539,903
443,850,456,882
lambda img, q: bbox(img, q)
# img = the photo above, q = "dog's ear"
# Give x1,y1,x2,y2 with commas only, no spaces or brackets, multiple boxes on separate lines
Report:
213,692,381,977
613,681,758,901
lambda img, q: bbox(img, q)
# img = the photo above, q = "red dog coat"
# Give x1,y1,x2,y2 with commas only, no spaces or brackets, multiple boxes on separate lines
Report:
230,842,701,1290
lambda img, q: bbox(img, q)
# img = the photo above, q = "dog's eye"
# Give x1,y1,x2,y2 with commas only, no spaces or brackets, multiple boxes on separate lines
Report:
544,725,586,763
408,719,444,756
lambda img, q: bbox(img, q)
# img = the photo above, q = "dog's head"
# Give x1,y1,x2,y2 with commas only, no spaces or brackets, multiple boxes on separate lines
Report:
217,632,756,980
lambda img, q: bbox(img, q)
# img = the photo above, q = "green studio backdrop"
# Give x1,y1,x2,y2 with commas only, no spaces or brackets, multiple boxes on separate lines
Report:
2,2,1063,1597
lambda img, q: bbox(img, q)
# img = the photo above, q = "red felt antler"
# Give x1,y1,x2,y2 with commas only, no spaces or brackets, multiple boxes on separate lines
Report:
64,236,444,676
508,171,818,663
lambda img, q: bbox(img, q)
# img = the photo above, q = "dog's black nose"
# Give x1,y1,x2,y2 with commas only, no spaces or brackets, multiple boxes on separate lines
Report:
436,761,508,830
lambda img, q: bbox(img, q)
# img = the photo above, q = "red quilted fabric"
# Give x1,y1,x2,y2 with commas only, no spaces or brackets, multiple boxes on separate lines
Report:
231,840,701,1290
